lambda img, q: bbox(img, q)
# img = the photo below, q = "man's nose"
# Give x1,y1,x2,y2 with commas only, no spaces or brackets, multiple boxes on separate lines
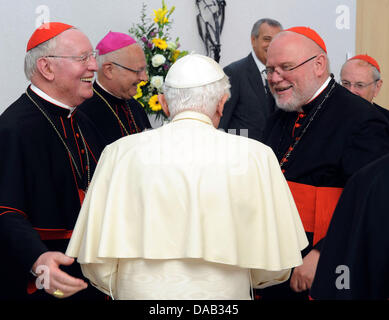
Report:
88,55,98,72
268,70,283,84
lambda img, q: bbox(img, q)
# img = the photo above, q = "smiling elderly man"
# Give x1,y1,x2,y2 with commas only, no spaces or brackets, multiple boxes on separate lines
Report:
260,26,389,300
0,22,106,300
78,31,151,146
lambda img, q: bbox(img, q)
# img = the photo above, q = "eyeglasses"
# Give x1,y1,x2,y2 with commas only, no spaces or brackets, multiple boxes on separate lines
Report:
265,55,317,77
44,50,98,64
340,79,378,90
110,61,147,75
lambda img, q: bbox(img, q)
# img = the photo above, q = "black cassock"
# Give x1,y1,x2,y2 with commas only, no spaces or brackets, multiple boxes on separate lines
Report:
78,81,151,146
0,86,105,300
259,78,389,300
311,153,389,300
373,102,389,121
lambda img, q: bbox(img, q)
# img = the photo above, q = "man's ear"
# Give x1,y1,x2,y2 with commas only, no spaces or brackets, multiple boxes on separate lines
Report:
102,62,114,80
374,79,383,98
211,93,229,128
314,53,327,77
217,93,229,117
36,57,55,81
158,94,170,117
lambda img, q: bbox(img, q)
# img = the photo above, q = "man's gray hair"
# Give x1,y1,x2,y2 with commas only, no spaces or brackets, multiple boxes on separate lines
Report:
24,37,57,80
24,27,76,81
251,18,283,38
162,76,231,118
96,50,120,69
372,66,381,81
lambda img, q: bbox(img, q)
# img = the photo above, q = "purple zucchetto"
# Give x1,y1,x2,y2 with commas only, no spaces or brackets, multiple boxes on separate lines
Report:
96,31,137,55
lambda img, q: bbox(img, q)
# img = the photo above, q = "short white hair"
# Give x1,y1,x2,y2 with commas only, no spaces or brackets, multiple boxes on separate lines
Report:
163,76,231,118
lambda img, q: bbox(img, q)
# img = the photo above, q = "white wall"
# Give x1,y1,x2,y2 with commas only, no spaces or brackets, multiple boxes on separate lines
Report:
0,0,355,114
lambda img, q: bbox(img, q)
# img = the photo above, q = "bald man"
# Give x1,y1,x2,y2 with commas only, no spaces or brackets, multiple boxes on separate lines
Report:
340,55,389,120
79,32,151,146
261,27,389,300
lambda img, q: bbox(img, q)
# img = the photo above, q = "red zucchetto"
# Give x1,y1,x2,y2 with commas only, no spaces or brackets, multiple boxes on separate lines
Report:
285,26,327,53
27,22,73,52
349,54,380,73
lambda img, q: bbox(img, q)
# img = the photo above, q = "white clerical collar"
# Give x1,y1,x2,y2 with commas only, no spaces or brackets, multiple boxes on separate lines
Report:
306,76,332,104
96,79,123,100
30,84,75,118
172,110,213,126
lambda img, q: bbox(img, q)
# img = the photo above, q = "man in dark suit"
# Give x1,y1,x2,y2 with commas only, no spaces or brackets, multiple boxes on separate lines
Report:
218,18,282,142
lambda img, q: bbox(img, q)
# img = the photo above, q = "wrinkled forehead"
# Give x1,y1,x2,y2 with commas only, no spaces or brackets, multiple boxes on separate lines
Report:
116,44,146,65
341,59,375,80
55,29,93,54
266,33,302,64
266,31,318,65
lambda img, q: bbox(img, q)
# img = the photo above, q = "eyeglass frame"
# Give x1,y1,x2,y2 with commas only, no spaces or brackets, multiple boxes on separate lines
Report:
44,50,98,64
110,61,147,75
265,55,318,77
340,79,379,90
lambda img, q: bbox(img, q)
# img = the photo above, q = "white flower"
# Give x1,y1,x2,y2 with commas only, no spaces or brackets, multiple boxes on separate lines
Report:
151,54,166,67
150,76,164,89
167,41,177,50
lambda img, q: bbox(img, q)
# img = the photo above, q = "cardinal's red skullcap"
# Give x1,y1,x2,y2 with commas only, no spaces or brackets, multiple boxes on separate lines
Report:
349,54,380,73
285,26,327,53
27,22,73,52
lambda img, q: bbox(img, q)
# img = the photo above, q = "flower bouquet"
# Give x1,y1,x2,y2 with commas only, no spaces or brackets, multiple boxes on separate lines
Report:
130,0,188,120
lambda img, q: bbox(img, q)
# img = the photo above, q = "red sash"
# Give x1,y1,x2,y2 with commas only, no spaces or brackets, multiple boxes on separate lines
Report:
34,228,73,240
287,181,343,245
25,189,85,294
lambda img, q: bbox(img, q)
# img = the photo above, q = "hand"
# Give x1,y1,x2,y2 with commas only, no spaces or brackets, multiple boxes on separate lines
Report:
32,251,88,298
290,249,320,292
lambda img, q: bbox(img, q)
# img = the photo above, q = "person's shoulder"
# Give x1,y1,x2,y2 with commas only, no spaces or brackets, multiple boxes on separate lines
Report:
77,93,100,113
332,84,387,121
110,125,157,148
128,98,148,114
333,84,372,111
373,102,389,120
0,93,41,131
217,128,274,153
352,153,389,184
224,54,251,72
